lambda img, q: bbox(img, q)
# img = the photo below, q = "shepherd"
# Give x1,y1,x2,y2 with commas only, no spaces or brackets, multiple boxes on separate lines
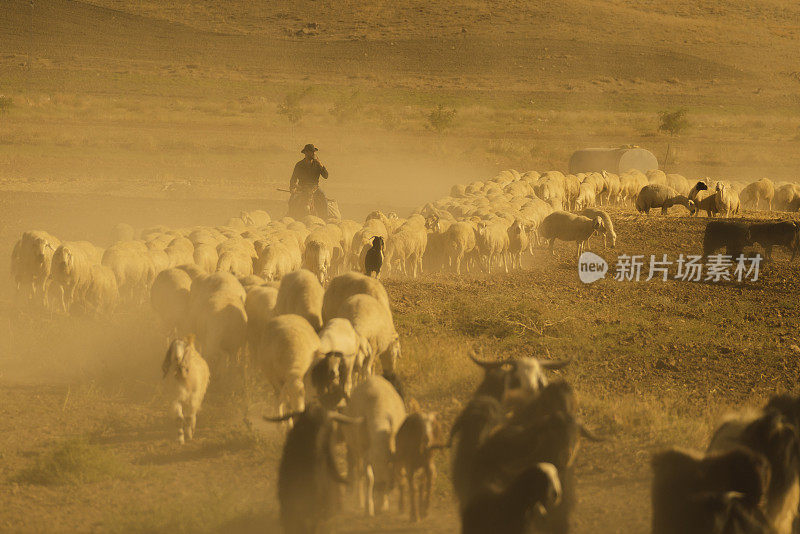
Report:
288,143,330,219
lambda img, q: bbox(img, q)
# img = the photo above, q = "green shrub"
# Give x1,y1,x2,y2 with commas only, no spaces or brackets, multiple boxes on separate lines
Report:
15,438,129,485
658,109,690,136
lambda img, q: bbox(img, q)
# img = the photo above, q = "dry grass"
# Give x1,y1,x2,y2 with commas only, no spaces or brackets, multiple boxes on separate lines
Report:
14,438,131,486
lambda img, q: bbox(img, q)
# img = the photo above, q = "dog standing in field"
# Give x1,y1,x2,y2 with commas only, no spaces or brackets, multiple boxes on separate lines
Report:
162,335,210,444
365,236,384,278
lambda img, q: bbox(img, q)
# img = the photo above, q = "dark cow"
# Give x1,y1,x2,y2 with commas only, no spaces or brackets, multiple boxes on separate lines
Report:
268,404,361,534
708,409,800,533
703,221,752,259
461,463,562,534
748,222,800,261
651,447,774,534
450,395,505,509
464,381,600,534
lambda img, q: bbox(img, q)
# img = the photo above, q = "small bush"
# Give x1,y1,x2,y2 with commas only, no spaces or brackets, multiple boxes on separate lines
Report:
0,96,12,114
15,438,129,485
658,109,690,136
426,104,457,133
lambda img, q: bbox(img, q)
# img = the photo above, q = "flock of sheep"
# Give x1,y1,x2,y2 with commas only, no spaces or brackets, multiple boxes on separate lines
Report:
10,167,796,320
9,165,800,534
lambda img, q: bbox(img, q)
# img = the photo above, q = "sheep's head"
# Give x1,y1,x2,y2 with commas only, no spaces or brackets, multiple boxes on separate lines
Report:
382,336,401,374
592,216,604,232
370,236,384,250
162,336,194,379
469,350,572,406
310,352,345,408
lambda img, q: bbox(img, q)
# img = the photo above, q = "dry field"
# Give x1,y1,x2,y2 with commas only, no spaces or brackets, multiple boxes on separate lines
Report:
1,1,800,533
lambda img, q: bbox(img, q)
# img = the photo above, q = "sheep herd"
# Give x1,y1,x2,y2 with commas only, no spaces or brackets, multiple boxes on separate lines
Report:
9,165,800,534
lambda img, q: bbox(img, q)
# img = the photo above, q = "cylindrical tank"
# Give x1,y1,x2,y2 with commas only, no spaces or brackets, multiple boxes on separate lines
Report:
569,147,659,174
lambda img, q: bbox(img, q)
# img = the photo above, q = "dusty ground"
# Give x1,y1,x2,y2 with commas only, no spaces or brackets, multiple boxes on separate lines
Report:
2,1,800,532
2,193,800,533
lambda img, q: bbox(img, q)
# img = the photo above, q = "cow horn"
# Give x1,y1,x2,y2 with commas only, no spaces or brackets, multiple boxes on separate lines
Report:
468,350,513,369
327,412,363,425
539,356,573,370
263,412,303,423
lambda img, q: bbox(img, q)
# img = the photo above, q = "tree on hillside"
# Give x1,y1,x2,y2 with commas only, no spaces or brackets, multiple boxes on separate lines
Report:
658,109,690,136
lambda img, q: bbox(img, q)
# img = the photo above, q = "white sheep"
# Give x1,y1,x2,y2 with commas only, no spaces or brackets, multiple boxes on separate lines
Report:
336,293,400,377
216,248,254,277
715,183,741,218
162,336,210,444
740,178,775,211
11,230,60,305
165,237,195,267
538,211,603,257
343,375,407,516
274,269,324,331
151,268,193,335
192,244,219,273
50,241,100,313
321,271,392,325
474,221,509,274
317,317,371,398
385,223,427,278
101,241,152,303
240,209,271,226
506,220,530,270
443,222,478,275
188,272,247,363
244,284,278,350
578,207,617,248
84,264,119,315
253,314,319,417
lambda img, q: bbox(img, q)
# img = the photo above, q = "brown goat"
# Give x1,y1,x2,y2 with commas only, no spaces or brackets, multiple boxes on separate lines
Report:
395,408,442,522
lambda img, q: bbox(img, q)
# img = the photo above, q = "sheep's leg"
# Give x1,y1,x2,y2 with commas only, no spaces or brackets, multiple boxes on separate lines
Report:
408,470,419,522
423,462,435,518
184,402,198,442
549,239,556,256
397,466,406,513
365,465,375,516
171,401,185,444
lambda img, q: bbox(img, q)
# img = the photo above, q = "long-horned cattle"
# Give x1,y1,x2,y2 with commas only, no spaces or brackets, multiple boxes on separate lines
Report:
266,404,362,534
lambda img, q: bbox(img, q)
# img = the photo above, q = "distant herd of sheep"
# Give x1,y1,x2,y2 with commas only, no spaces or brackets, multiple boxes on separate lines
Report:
9,167,800,534
10,168,798,318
